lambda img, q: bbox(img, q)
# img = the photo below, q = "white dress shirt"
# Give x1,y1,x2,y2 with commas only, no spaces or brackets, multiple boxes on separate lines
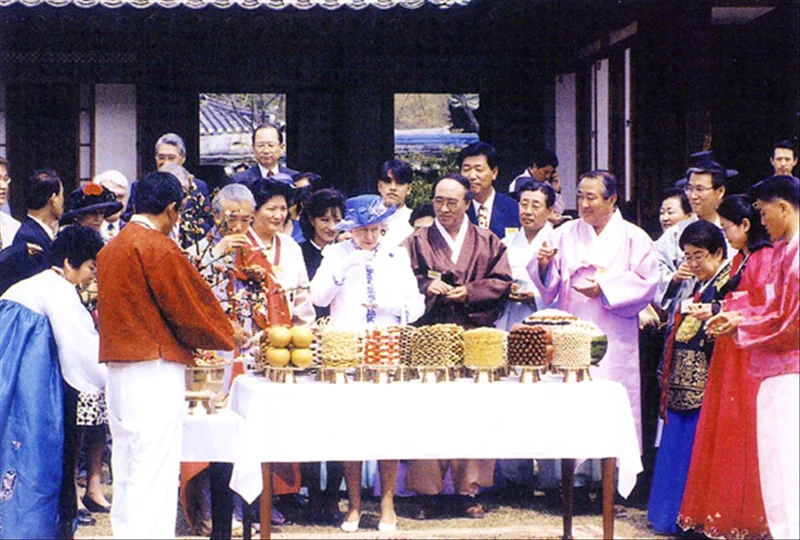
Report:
0,210,21,249
472,187,496,228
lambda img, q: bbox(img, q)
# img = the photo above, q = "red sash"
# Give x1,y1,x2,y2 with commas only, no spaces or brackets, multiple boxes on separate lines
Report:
180,233,299,532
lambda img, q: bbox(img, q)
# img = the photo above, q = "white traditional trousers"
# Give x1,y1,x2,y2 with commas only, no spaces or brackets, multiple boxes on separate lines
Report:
757,373,799,540
106,360,185,538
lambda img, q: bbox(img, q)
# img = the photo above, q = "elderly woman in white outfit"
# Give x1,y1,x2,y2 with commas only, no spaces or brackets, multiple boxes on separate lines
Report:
311,195,424,533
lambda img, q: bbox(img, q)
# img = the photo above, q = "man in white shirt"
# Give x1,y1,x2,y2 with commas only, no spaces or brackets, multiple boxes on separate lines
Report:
377,159,415,246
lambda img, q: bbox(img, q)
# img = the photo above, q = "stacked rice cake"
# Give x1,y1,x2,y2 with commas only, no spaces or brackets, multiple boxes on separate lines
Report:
507,324,552,367
321,327,363,368
411,324,464,367
463,328,507,368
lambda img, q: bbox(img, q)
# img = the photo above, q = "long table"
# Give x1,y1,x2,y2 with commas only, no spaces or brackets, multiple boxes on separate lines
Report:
227,373,642,539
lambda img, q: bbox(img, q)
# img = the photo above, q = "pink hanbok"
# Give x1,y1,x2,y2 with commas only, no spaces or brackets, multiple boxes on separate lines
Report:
530,210,658,447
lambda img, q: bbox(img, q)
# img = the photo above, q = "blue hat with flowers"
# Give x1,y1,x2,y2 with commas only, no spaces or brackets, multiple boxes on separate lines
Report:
336,194,396,232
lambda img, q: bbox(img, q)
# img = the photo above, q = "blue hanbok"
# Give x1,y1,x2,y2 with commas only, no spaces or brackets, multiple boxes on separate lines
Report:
0,269,106,538
0,301,64,539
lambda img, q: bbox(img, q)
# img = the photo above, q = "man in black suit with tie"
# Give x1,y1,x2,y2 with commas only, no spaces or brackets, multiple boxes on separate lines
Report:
461,142,520,240
231,122,298,189
0,168,64,294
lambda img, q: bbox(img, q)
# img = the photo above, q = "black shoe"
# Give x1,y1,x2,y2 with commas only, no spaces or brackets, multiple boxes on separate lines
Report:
82,496,111,513
77,509,96,527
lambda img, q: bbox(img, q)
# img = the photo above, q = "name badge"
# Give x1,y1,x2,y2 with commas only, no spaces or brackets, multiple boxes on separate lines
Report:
427,270,442,281
680,298,694,314
765,283,776,302
504,227,519,238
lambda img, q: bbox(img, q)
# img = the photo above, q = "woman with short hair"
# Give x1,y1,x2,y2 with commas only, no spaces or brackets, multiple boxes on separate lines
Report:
0,225,107,538
648,220,732,535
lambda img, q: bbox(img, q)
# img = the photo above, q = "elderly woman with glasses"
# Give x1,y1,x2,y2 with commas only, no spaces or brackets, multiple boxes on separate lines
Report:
647,219,732,535
310,194,425,533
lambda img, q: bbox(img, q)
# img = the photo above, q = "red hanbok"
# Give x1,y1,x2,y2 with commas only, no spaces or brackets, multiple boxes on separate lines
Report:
678,247,774,539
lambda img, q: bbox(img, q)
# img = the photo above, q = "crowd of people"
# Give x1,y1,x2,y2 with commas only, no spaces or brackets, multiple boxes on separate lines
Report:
0,125,797,539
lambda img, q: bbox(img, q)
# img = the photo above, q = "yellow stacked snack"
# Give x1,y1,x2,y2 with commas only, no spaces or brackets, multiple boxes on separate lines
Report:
411,324,464,367
507,324,552,367
550,325,592,369
321,327,364,368
364,327,402,366
463,327,507,368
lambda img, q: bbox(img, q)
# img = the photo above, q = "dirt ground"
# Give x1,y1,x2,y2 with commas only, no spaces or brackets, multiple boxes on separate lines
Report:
75,469,661,539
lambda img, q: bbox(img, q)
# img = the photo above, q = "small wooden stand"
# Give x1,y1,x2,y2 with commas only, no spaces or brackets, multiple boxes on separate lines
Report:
516,365,547,383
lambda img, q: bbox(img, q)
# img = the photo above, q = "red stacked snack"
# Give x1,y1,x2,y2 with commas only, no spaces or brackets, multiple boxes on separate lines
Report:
363,327,402,366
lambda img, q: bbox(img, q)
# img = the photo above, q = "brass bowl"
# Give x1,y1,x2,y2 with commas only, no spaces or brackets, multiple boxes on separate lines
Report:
185,364,227,394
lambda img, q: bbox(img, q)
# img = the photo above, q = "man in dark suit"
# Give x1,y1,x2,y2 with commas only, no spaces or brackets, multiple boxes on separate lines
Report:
124,132,210,218
0,168,63,295
461,142,520,240
231,122,298,189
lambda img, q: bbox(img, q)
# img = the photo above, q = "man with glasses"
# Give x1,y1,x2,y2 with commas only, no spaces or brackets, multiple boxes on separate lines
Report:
231,122,298,189
655,159,733,324
125,133,210,221
0,156,21,250
403,173,512,520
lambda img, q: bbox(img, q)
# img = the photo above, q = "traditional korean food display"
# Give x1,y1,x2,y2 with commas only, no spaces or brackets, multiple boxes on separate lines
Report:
320,327,364,368
410,324,465,368
507,324,552,367
463,327,507,368
244,308,606,383
260,325,315,369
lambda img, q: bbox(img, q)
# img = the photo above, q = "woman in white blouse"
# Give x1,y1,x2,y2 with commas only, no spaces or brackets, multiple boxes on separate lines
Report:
310,195,424,533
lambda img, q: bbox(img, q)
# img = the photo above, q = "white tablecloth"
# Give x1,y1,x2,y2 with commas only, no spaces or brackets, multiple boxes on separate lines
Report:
182,408,247,462
228,373,643,503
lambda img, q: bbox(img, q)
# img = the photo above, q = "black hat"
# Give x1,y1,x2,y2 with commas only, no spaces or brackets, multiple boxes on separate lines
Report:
689,150,738,178
60,183,123,225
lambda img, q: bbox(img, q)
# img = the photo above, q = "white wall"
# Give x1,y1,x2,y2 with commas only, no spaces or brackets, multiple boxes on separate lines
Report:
94,84,137,184
555,73,577,210
592,58,610,171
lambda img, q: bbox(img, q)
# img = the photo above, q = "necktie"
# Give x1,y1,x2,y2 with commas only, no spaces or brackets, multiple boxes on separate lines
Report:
107,222,116,239
478,204,489,229
267,170,274,178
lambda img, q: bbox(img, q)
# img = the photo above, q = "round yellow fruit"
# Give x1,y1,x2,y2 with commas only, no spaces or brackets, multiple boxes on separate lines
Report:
291,348,313,368
268,326,293,348
291,327,314,349
265,347,291,367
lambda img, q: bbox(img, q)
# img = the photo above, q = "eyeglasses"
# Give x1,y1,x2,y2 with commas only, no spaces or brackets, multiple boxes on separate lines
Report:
684,185,716,195
432,197,464,210
224,215,253,226
684,251,711,265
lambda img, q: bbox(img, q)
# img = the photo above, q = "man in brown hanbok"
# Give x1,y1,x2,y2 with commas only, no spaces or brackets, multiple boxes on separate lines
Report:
403,174,513,518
